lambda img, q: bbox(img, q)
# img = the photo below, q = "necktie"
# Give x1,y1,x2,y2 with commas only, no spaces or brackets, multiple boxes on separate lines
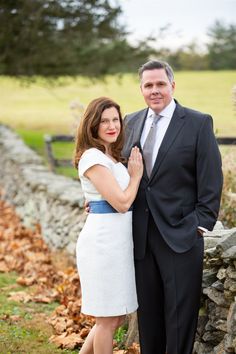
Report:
142,114,161,177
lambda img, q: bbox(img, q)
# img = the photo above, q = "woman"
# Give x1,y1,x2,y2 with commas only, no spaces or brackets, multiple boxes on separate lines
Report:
74,97,143,354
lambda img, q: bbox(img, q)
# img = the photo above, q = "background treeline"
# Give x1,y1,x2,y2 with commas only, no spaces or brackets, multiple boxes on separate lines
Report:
0,0,236,77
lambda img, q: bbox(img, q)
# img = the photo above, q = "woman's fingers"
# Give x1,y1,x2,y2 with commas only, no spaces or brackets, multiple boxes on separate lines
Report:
131,146,141,160
129,147,143,167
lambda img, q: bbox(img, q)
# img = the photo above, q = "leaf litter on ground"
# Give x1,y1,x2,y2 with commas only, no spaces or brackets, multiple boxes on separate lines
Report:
0,195,140,353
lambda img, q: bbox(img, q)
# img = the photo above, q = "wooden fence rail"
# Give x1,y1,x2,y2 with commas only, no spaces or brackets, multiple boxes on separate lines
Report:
44,134,74,171
44,134,236,172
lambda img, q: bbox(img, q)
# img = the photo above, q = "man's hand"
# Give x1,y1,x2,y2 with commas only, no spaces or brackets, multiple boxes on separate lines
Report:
197,228,204,236
84,200,90,214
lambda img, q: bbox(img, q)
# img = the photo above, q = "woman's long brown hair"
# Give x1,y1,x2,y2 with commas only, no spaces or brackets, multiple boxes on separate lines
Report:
73,97,125,169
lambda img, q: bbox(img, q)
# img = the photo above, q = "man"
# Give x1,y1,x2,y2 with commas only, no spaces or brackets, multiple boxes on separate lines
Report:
122,60,223,354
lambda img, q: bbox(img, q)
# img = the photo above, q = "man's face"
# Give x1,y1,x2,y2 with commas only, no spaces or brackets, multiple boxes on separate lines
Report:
140,68,175,114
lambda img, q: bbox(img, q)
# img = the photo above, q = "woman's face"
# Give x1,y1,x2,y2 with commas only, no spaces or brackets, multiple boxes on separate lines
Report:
97,106,121,149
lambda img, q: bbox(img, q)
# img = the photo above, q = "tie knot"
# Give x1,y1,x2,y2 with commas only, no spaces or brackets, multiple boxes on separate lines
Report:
152,114,162,125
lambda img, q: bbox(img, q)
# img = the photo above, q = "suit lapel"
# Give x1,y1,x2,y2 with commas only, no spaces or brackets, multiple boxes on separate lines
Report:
149,104,186,182
132,109,148,147
130,108,149,180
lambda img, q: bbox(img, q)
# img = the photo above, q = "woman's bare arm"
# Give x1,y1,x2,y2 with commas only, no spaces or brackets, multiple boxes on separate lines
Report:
85,147,143,213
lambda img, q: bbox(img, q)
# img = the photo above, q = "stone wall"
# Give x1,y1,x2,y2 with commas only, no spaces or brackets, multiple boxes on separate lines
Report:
0,124,235,352
194,226,236,354
0,124,86,256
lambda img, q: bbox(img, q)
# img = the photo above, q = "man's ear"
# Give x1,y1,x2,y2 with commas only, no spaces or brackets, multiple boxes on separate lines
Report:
172,81,176,92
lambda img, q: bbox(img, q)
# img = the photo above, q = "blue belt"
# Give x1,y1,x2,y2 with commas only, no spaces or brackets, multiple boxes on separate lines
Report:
89,200,132,214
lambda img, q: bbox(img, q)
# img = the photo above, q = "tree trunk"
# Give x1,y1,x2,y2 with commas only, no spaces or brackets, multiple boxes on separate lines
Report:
125,312,139,346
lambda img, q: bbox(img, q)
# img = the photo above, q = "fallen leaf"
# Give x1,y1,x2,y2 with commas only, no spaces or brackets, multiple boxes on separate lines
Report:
50,332,83,349
10,315,21,322
8,291,32,303
0,261,9,272
17,275,37,286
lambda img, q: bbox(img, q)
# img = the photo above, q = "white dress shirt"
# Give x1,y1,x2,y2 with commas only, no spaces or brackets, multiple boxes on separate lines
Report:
140,99,176,168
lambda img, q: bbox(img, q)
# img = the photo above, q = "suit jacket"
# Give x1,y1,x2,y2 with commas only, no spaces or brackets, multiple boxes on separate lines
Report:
123,101,223,259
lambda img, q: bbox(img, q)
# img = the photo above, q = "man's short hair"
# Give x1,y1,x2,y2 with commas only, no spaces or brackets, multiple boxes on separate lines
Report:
138,60,174,83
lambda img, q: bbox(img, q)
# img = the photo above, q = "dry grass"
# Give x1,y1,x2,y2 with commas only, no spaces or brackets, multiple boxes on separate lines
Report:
220,147,236,227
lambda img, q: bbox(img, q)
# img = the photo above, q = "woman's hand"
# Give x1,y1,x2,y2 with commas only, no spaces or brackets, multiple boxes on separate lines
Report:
128,146,143,180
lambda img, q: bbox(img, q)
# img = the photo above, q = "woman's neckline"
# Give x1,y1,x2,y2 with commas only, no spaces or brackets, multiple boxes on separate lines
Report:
104,152,120,164
88,147,121,165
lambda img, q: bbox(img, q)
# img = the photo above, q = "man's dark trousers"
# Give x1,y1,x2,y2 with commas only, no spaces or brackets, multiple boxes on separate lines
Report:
135,214,204,354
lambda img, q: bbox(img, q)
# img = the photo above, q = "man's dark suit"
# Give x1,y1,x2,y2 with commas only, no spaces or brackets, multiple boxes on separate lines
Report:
123,101,223,354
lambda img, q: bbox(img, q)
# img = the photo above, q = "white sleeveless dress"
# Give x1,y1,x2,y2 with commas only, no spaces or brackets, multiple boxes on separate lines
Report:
76,148,138,317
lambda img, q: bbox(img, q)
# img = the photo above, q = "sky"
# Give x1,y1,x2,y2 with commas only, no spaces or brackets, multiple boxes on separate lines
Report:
118,0,236,50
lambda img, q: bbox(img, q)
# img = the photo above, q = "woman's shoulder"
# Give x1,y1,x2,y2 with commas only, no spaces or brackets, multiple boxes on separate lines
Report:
81,147,105,160
78,148,108,167
78,148,110,176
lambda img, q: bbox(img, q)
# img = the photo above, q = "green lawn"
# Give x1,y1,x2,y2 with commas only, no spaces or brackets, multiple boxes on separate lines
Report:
0,72,235,177
17,129,78,178
1,72,236,135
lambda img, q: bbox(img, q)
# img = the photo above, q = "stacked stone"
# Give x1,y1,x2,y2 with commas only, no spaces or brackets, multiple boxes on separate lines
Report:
0,124,85,256
194,223,236,354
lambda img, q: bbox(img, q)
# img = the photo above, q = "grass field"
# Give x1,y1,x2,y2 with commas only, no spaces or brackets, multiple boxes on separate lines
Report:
0,72,235,177
1,71,236,134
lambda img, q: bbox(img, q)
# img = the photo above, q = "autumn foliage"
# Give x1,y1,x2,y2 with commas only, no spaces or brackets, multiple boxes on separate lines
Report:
0,196,139,353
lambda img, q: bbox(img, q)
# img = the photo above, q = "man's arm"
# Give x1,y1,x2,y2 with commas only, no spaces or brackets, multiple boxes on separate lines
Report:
195,115,223,231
